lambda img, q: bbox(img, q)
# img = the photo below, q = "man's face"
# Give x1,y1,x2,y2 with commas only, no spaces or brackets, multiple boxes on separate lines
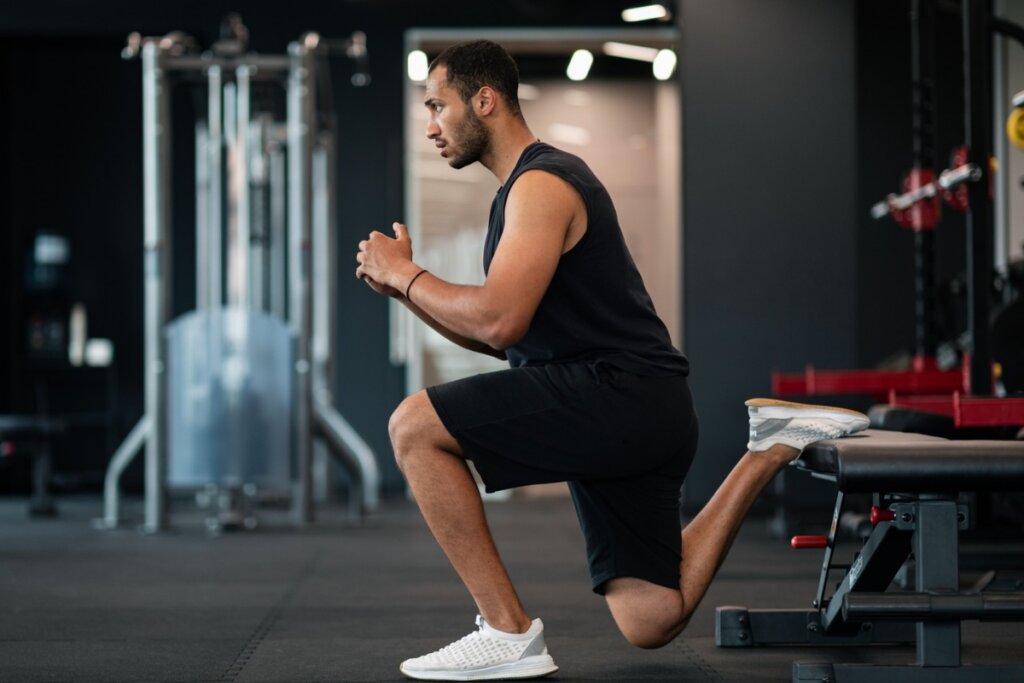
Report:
424,66,489,169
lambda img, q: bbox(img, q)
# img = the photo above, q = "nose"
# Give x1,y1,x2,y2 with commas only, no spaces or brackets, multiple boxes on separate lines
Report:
425,118,440,139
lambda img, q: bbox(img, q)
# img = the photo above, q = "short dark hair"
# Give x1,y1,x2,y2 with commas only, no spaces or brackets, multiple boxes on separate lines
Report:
429,40,522,117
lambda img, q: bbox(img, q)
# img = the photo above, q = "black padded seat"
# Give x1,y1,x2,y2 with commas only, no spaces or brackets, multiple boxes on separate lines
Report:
797,429,1024,493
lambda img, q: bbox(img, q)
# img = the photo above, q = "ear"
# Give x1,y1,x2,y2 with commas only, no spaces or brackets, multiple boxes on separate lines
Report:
474,86,498,116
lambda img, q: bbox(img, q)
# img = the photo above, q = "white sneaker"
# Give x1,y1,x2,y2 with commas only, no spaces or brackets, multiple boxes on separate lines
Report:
399,615,558,681
746,398,869,456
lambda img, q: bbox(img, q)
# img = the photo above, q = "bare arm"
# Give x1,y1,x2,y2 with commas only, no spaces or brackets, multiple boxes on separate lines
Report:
356,170,583,353
402,284,508,359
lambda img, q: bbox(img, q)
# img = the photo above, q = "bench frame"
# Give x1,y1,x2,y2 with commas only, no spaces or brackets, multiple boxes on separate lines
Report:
715,433,1024,683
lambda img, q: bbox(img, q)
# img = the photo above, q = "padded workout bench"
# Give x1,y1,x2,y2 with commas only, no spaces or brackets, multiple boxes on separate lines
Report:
716,429,1024,682
0,415,65,516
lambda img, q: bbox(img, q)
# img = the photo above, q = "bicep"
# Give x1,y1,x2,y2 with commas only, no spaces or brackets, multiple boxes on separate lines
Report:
483,170,582,332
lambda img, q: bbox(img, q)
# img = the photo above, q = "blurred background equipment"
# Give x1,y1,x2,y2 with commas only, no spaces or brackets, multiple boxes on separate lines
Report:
101,18,379,534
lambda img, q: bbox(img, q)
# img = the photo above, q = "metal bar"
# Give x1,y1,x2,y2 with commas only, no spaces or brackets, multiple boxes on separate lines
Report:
249,116,270,312
224,81,241,308
821,522,914,632
715,607,913,648
141,41,170,533
843,592,1024,620
963,0,995,395
914,499,961,666
269,135,286,320
870,163,980,218
160,54,291,75
911,0,938,360
312,143,329,368
208,65,223,309
813,490,844,610
195,121,210,309
310,131,380,516
288,35,316,525
312,394,381,516
772,366,966,398
98,416,150,528
236,65,251,310
888,392,1024,426
30,437,55,516
955,393,1024,426
994,3,1010,280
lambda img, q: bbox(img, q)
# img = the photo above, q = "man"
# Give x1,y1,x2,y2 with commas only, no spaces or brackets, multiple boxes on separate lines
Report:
355,40,867,681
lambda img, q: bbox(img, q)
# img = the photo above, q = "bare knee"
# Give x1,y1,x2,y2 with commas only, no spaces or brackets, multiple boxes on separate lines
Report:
388,391,458,472
605,578,687,649
389,395,421,471
619,619,685,650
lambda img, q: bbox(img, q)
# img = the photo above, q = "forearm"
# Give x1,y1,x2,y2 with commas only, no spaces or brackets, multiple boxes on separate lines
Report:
400,287,507,360
355,223,532,353
403,270,522,352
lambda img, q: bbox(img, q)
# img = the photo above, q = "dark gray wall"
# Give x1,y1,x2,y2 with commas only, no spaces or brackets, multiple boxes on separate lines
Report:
856,1,972,369
680,0,858,505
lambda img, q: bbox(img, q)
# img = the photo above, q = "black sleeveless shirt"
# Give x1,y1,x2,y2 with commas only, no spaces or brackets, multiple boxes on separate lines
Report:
484,142,688,377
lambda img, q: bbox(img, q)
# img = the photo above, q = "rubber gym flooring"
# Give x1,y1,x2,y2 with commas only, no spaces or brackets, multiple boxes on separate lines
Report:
1,492,1022,682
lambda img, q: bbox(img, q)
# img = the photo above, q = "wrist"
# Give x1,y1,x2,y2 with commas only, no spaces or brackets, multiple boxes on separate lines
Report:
404,268,429,300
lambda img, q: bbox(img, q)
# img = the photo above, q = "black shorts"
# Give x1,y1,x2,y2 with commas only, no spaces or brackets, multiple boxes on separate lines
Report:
426,360,698,594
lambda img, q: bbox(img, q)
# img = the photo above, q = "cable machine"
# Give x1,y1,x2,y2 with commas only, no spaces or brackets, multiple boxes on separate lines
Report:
98,18,379,533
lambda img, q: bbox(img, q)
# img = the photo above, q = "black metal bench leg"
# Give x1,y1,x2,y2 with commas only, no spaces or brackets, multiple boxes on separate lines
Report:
29,441,57,517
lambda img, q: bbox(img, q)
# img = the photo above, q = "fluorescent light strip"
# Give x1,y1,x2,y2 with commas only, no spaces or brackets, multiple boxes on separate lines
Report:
621,4,669,23
566,49,594,81
407,50,428,82
602,41,659,63
653,49,677,80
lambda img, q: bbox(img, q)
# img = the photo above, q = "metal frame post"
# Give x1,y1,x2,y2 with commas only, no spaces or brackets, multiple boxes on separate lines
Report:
288,35,316,525
269,132,287,320
208,65,224,309
141,41,170,533
309,131,381,517
249,115,271,312
196,121,210,309
913,499,961,666
911,0,939,362
963,0,995,395
235,64,252,310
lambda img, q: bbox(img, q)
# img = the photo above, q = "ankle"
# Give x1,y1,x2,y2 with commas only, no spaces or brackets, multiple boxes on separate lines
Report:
483,613,532,635
745,444,798,468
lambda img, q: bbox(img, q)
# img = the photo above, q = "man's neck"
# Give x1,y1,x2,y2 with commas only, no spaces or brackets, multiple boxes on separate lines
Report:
480,121,539,185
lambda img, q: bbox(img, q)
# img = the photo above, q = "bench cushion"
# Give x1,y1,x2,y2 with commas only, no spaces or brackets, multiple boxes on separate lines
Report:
797,429,1024,492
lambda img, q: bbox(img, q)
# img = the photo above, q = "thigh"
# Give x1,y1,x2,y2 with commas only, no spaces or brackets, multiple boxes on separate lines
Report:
426,363,696,492
569,462,690,594
426,362,604,491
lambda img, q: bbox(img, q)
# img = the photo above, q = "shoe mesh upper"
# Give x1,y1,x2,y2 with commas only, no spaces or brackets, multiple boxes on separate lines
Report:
402,617,537,672
748,416,861,452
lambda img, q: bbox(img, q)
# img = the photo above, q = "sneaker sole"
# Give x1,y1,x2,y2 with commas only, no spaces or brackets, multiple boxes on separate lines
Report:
745,398,868,424
400,655,558,681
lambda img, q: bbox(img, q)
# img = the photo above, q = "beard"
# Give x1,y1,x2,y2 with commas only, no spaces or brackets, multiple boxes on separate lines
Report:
447,106,489,169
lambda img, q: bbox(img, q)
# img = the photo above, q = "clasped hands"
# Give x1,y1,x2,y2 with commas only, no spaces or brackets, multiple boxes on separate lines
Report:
355,222,420,298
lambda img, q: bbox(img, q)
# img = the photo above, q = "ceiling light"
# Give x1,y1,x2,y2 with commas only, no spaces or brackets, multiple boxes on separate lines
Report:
602,41,659,63
652,49,677,80
407,50,428,82
566,49,594,81
621,4,670,23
